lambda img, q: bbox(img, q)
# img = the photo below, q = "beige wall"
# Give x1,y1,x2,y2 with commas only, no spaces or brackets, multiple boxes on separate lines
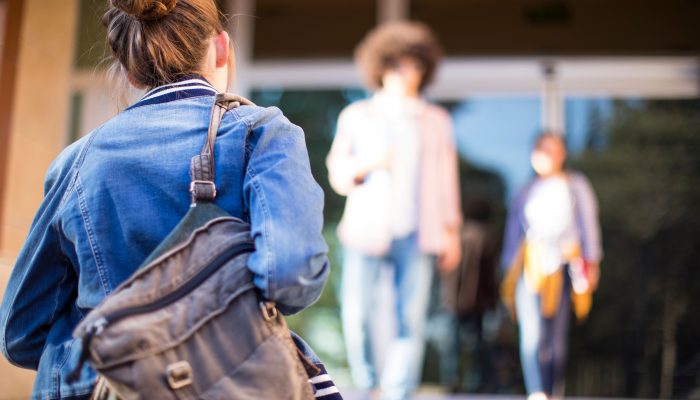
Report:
0,0,77,253
0,0,78,397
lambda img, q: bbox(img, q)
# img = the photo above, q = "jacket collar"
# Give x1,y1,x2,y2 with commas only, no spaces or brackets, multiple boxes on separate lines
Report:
127,74,218,110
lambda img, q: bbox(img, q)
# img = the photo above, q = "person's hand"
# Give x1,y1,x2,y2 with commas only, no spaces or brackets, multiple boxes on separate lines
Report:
354,150,392,183
587,261,600,292
437,227,461,273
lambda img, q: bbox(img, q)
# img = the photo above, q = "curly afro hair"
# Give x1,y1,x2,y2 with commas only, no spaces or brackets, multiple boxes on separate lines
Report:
354,21,443,92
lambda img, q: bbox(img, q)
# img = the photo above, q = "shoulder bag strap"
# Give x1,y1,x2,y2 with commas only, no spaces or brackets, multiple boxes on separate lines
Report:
190,93,254,205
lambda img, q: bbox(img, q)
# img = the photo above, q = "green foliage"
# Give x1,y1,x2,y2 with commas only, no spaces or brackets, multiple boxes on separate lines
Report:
568,99,700,398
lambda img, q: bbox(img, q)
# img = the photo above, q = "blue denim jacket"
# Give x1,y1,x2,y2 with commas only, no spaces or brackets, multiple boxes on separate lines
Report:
0,77,330,399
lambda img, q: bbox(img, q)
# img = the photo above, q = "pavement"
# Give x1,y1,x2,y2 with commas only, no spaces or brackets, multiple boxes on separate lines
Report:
339,388,524,400
339,388,638,400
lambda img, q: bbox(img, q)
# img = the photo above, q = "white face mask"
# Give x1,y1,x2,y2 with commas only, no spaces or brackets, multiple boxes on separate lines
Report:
531,151,555,176
380,58,423,98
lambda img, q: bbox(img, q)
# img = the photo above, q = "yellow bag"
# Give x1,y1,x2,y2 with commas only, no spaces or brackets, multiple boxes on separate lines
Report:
501,241,593,322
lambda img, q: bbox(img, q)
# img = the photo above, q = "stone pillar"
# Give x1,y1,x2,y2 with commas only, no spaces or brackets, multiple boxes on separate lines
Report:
540,61,565,135
0,1,78,397
0,0,77,254
378,0,409,24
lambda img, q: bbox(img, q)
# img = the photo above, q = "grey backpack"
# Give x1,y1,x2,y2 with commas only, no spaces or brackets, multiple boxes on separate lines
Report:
69,94,317,400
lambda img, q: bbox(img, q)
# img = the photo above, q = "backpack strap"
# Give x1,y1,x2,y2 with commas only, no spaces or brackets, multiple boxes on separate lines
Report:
190,93,254,205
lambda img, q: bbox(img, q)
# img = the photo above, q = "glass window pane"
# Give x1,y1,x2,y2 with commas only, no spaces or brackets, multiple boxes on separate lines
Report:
448,97,542,199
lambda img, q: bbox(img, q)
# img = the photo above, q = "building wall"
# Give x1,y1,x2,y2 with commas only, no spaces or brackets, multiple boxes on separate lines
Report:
0,0,78,397
0,1,77,253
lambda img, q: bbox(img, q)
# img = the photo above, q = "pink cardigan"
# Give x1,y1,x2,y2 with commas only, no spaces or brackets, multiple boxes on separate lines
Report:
326,97,462,255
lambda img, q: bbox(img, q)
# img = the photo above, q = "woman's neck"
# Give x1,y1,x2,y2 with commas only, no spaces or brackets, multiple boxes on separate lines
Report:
538,170,566,179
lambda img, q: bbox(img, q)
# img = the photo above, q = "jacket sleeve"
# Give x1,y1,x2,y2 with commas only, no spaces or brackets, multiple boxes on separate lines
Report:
0,160,76,370
572,173,603,263
326,107,362,196
243,107,330,315
501,189,526,272
437,110,463,229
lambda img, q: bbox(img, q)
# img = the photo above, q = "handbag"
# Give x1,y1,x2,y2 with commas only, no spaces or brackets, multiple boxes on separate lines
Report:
336,170,392,256
68,93,317,400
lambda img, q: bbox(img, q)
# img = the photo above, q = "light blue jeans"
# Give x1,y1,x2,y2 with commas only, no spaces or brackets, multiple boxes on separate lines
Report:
341,233,433,400
515,273,571,397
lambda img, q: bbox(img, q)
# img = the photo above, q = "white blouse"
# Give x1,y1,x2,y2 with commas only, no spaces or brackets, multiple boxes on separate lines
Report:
372,92,422,237
524,176,579,274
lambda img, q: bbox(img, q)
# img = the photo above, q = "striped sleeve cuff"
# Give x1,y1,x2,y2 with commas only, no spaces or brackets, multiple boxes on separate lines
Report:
310,364,343,399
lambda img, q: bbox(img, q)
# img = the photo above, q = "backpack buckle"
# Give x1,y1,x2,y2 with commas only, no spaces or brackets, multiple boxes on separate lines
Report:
166,361,193,390
259,301,278,321
190,180,217,203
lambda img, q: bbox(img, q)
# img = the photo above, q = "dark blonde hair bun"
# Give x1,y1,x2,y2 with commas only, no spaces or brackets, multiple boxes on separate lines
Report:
111,0,177,21
104,0,223,88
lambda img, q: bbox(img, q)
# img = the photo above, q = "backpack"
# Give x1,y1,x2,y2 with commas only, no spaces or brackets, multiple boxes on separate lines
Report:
68,93,317,400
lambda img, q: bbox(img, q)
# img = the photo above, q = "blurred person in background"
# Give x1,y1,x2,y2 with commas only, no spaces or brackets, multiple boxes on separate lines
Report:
326,21,462,400
500,132,602,400
427,197,500,392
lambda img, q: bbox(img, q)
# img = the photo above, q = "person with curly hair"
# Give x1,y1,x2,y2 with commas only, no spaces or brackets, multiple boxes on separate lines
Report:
327,21,462,400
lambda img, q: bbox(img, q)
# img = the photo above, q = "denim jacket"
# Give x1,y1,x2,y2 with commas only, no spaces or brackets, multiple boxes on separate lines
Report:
0,77,330,399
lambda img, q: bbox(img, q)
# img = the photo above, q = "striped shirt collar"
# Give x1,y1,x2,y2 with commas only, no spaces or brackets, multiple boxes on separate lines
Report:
127,74,218,110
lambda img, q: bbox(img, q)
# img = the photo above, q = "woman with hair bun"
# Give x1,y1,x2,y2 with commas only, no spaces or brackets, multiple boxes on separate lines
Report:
0,1,337,399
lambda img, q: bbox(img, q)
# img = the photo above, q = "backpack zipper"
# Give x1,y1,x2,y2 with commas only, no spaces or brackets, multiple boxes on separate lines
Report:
97,240,254,327
67,239,254,383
